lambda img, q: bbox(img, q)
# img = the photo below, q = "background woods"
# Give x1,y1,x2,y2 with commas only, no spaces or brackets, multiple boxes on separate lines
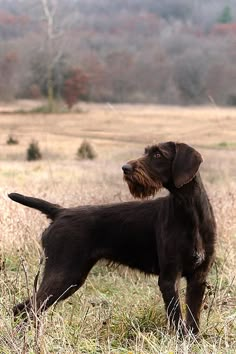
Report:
0,0,236,106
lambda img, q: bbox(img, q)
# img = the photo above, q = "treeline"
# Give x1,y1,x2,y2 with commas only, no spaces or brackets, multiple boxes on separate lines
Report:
0,0,236,106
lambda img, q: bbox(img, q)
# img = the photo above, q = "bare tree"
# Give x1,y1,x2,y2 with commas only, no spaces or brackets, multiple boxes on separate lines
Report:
40,0,58,112
173,49,209,104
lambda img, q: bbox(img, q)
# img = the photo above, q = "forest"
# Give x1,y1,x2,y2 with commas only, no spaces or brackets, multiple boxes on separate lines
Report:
0,0,236,105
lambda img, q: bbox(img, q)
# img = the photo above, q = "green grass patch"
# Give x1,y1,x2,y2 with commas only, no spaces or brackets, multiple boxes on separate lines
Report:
11,103,85,114
216,141,236,149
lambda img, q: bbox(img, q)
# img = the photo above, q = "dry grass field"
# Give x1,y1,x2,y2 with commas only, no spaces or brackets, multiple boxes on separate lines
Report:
0,102,236,353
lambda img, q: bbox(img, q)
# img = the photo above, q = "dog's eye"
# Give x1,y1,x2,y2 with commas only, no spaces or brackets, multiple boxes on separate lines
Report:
153,153,161,159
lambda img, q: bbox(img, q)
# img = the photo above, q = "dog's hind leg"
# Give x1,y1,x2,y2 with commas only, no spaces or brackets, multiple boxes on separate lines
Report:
13,257,96,321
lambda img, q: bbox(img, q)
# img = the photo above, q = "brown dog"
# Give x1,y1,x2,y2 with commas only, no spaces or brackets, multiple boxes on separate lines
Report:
9,142,216,334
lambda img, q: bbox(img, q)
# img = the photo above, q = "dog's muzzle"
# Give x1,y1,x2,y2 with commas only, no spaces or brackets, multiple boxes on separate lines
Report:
122,164,133,175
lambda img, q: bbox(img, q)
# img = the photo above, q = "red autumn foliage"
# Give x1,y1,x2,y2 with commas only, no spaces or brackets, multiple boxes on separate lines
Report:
29,84,42,99
211,23,236,35
0,51,18,99
0,51,17,80
0,10,29,25
63,68,89,109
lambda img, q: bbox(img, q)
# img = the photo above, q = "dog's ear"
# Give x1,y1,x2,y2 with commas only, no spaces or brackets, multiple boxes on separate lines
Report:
172,143,203,188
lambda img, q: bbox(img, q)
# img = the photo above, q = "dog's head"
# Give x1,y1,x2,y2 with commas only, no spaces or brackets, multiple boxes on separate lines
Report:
122,142,203,198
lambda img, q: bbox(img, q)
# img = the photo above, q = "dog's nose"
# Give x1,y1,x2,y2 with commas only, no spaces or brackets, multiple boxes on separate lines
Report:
122,164,133,174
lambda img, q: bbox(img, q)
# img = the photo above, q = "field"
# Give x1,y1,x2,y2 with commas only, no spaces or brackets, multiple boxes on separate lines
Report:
0,102,236,353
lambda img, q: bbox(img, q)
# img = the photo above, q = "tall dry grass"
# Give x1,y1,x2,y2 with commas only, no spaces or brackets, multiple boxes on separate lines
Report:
0,104,236,353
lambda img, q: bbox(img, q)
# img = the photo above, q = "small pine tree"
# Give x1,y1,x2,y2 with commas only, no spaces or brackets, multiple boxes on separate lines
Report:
27,140,42,161
7,135,19,145
77,140,96,160
218,6,233,24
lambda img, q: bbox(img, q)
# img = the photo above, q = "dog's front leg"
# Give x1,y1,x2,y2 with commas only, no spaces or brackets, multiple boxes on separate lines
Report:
158,272,184,333
185,271,207,334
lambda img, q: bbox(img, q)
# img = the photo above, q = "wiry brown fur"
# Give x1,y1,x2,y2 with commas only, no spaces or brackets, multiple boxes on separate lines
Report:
9,141,216,336
124,158,162,198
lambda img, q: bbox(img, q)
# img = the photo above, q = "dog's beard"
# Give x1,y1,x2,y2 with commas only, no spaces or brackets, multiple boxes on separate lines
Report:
124,171,162,199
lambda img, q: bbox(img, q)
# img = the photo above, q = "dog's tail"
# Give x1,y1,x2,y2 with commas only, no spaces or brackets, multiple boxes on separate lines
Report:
8,193,61,220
